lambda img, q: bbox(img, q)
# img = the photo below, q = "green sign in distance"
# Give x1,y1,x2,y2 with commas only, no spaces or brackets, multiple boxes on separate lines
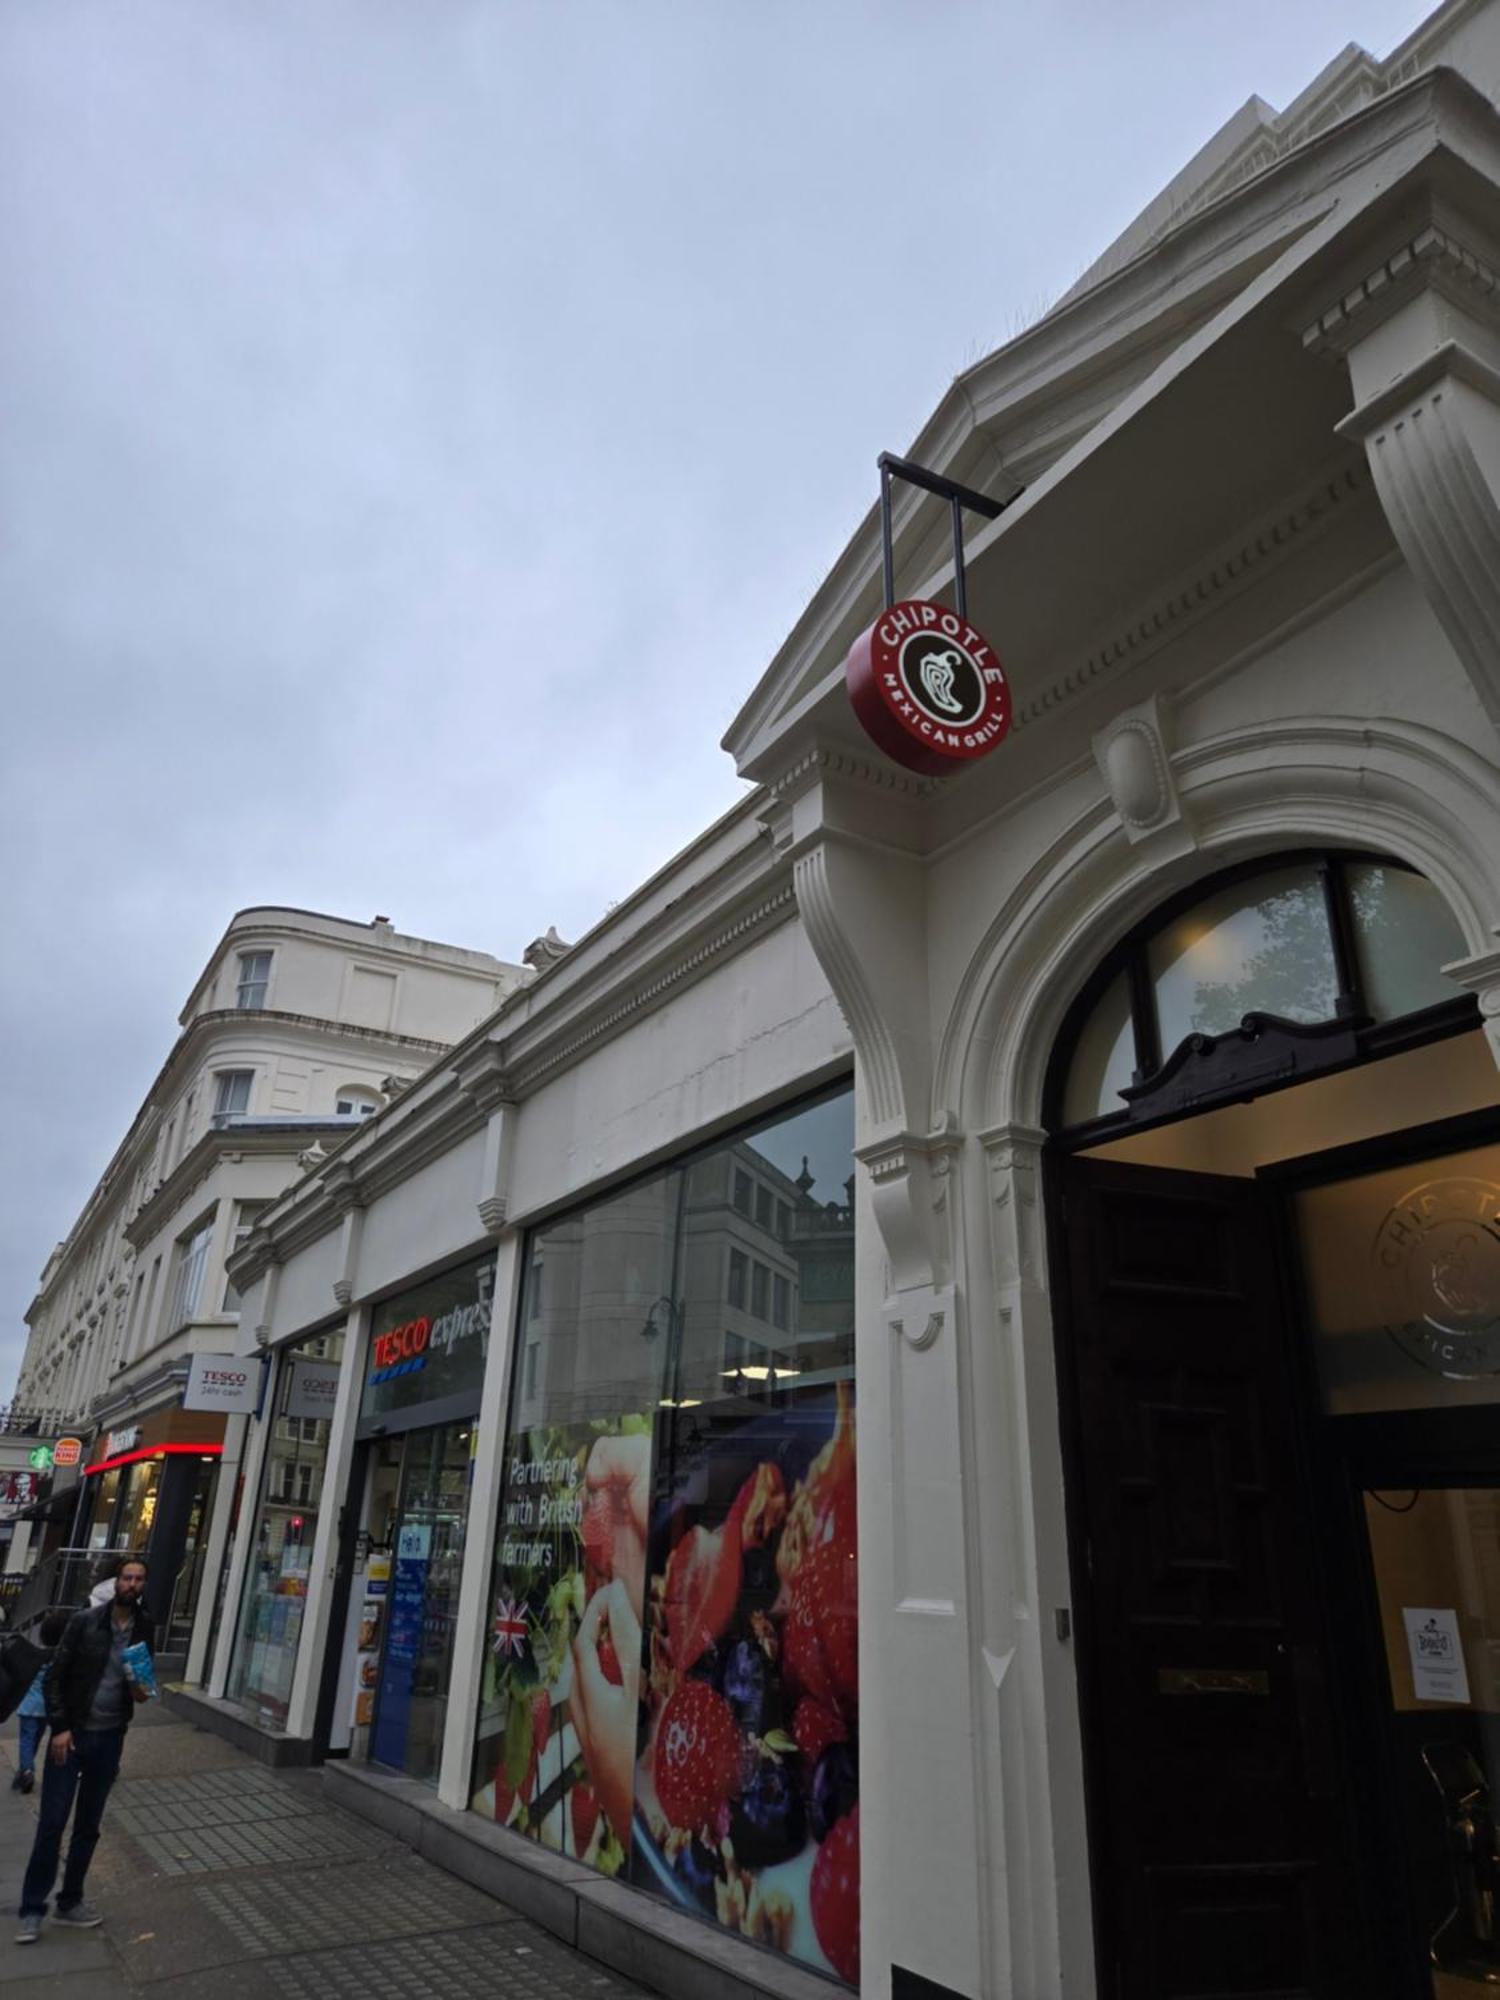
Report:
27,1445,53,1471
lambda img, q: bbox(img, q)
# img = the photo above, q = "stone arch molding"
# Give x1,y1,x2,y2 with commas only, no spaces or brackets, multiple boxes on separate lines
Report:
941,715,1500,1140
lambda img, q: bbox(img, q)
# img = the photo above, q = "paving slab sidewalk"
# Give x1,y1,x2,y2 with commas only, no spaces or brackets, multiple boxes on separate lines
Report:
1,1705,655,1997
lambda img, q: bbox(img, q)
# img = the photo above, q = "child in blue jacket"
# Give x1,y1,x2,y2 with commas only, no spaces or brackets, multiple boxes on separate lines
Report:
10,1609,72,1795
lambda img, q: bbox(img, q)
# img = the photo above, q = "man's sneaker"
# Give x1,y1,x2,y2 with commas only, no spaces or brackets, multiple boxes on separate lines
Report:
14,1912,42,1944
54,1900,103,1928
15,1768,34,1794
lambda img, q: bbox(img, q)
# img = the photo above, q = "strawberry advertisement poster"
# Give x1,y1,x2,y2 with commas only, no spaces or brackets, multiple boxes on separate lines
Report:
631,1382,859,1985
470,1412,652,1874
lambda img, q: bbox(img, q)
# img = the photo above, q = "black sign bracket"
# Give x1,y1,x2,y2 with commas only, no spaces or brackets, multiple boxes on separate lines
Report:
877,451,1014,619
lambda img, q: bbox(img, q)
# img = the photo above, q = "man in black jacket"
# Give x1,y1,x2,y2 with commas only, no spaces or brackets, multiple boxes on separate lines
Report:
14,1555,154,1945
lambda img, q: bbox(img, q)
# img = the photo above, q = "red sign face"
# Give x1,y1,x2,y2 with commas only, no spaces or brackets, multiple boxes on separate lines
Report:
844,598,1010,775
52,1436,83,1469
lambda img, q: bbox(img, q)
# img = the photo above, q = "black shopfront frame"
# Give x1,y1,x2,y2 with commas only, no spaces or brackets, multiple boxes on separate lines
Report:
1047,1096,1500,1999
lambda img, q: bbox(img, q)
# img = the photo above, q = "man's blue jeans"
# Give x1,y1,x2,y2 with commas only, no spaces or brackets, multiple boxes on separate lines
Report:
15,1713,44,1777
18,1728,126,1916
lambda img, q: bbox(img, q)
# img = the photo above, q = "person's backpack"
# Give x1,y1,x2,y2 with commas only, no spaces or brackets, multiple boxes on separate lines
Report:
0,1631,46,1725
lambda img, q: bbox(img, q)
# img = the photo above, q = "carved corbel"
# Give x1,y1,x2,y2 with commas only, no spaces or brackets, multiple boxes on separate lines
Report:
323,1164,364,1309
1444,941,1500,1077
1309,217,1500,740
453,1043,516,1237
978,1123,1048,1296
252,1252,282,1350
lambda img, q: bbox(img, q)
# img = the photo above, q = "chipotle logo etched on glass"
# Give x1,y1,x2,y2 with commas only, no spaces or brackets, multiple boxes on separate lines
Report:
844,598,1010,775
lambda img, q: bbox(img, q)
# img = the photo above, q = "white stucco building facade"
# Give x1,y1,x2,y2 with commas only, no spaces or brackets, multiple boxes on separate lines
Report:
166,7,1500,1998
6,908,528,1645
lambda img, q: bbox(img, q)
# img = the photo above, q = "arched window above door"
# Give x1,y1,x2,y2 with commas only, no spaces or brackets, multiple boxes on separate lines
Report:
1054,854,1471,1137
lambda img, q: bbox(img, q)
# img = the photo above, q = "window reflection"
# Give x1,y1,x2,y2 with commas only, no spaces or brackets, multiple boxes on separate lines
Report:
1149,864,1338,1053
1348,863,1468,1024
472,1087,859,1983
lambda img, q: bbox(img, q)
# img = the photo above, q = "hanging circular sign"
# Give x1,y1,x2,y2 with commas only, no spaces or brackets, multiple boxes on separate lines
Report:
844,598,1011,775
52,1435,84,1469
28,1444,54,1472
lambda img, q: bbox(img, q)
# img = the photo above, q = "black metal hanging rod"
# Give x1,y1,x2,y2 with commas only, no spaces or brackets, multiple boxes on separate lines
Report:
877,450,1018,620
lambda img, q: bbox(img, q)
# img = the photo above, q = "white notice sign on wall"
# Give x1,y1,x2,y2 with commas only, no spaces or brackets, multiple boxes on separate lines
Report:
1402,1607,1472,1704
183,1353,260,1414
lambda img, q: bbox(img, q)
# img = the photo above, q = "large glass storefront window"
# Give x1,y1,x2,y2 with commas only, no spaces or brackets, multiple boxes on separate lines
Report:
346,1252,493,1784
229,1327,343,1729
470,1087,858,1984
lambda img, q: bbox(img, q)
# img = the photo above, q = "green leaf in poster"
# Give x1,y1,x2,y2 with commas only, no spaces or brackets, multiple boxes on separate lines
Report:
502,1686,535,1789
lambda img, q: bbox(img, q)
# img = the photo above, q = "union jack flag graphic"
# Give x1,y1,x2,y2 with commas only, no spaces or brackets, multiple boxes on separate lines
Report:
492,1596,530,1659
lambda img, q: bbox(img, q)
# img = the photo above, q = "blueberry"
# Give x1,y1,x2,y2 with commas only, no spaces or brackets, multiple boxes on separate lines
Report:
720,1636,774,1735
809,1740,858,1842
670,1835,722,1912
730,1753,805,1867
742,1546,775,1596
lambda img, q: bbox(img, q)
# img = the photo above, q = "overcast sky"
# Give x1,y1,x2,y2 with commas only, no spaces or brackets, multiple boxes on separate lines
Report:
0,0,1436,1395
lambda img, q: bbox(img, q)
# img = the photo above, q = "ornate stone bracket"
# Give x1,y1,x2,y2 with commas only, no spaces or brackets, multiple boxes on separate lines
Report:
323,1164,365,1309
453,1042,516,1238
1444,940,1500,1076
978,1124,1047,1294
1336,340,1500,736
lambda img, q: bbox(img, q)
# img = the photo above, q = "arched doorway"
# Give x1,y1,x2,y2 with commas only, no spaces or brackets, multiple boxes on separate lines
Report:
1044,852,1500,2000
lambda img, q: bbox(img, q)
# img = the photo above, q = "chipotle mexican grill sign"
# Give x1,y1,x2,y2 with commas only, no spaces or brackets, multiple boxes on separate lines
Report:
845,598,1010,775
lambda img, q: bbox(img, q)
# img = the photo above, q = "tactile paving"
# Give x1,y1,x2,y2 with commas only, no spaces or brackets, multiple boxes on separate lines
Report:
191,1860,508,1955
263,1924,649,1997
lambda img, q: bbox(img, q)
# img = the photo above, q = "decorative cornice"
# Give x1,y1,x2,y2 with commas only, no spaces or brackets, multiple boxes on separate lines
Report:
1301,222,1500,359
766,744,941,807
513,883,797,1093
1013,461,1369,734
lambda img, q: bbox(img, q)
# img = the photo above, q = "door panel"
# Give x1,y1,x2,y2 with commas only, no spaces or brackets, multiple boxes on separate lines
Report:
1062,1157,1363,1998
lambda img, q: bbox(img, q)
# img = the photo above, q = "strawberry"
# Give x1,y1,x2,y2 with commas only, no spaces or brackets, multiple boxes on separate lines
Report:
581,1488,620,1577
811,1802,860,1983
784,1542,858,1709
571,1781,600,1855
792,1695,847,1765
653,1680,743,1832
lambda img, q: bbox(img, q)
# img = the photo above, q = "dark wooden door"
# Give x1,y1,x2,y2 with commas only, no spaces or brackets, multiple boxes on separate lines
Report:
1059,1157,1369,2000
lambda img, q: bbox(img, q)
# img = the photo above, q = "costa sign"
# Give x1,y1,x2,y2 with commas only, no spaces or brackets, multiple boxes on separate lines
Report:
845,598,1010,775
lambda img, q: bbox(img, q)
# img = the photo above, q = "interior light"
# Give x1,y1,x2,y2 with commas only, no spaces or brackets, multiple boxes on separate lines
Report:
773,1365,801,1379
737,1365,772,1381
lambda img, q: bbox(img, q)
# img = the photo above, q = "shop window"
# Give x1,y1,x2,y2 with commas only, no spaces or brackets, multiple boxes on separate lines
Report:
236,950,272,1010
166,1213,216,1332
1053,853,1477,1137
228,1325,344,1731
469,1085,857,1984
